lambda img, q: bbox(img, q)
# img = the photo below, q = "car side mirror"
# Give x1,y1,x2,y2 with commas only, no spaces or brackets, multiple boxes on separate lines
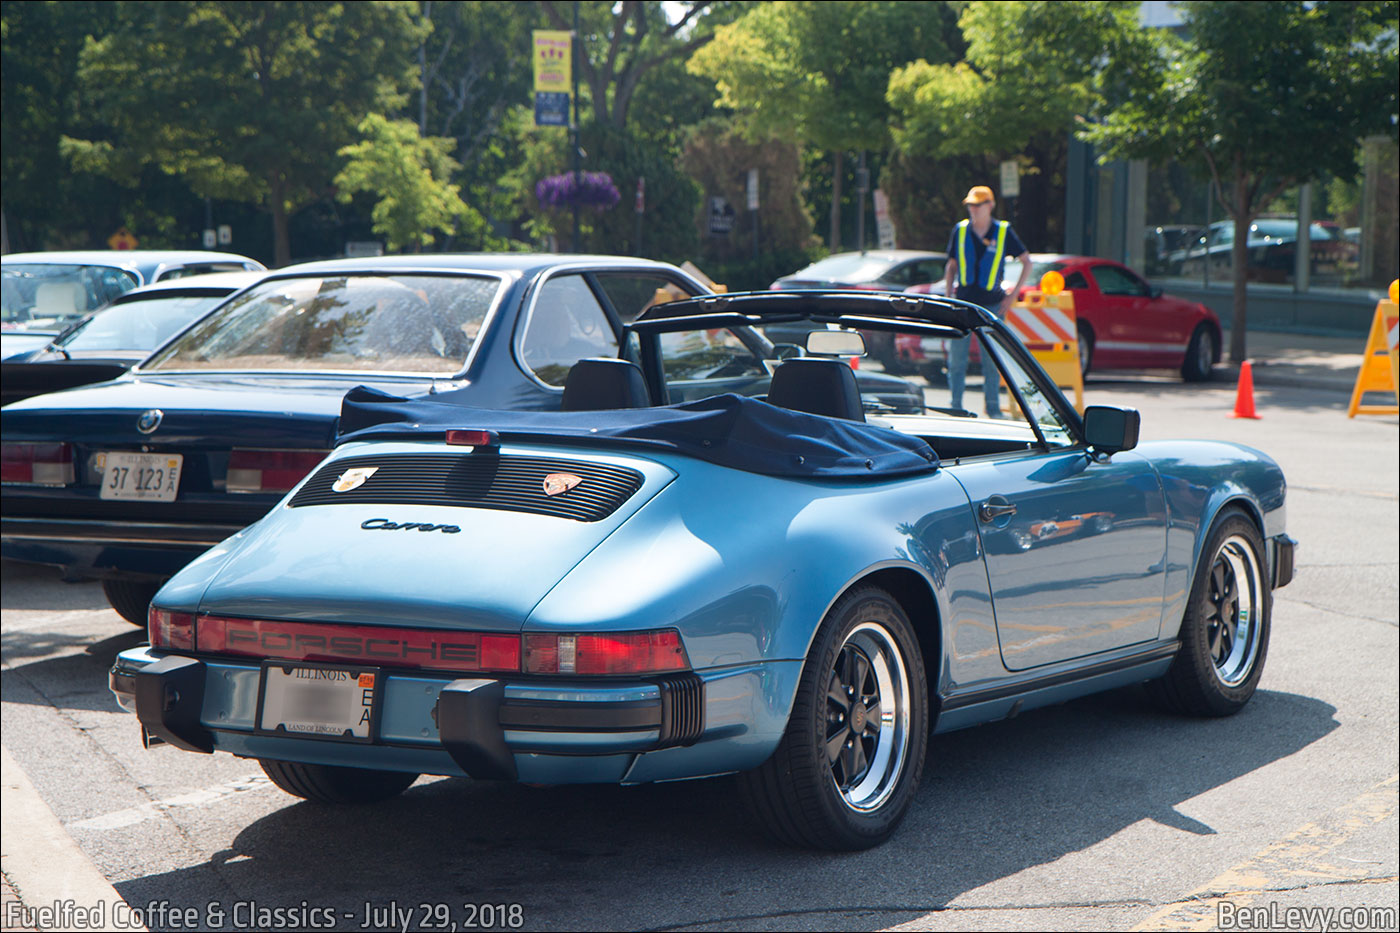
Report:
772,343,805,361
1149,286,1164,299
1083,406,1141,455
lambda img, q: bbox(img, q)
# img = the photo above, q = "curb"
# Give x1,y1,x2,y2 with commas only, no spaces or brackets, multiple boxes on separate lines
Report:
0,744,146,932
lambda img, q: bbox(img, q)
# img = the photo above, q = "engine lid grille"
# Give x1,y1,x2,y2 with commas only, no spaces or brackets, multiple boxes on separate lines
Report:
288,453,644,523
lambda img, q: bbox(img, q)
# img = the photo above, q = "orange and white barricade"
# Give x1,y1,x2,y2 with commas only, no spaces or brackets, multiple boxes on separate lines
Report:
1346,279,1399,418
1006,273,1084,412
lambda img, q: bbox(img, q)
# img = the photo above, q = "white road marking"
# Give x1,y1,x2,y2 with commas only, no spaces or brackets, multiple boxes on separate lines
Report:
70,773,274,832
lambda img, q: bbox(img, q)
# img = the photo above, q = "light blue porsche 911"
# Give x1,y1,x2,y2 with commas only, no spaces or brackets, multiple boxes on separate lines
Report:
109,290,1295,850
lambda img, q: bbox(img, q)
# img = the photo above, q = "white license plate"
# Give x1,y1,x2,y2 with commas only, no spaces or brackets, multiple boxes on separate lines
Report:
259,664,378,741
97,452,183,502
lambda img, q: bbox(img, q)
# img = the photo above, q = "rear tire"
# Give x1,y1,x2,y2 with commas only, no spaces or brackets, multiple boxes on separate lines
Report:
1149,510,1270,716
102,578,163,627
1181,325,1216,382
260,759,418,804
738,587,928,850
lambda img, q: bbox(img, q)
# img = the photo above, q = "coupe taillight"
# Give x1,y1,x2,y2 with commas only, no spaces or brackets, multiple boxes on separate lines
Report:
226,449,325,493
149,607,195,649
523,630,689,675
1,442,75,485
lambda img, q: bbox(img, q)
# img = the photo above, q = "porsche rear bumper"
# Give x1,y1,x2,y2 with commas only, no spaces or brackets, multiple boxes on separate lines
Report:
108,646,778,784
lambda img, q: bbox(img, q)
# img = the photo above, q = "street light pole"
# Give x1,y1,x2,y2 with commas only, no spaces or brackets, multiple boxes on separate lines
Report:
571,0,581,254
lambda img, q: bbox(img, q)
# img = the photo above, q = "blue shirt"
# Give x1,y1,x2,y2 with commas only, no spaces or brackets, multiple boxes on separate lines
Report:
946,219,1026,307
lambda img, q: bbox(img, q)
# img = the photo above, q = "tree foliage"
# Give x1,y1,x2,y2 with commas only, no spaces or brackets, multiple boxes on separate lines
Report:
334,115,474,253
62,1,425,265
1083,0,1399,361
688,1,957,250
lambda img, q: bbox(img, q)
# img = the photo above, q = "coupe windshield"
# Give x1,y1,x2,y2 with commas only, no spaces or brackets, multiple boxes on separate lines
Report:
143,275,501,373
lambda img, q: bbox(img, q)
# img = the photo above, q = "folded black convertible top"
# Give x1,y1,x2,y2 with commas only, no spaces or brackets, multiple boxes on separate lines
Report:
337,387,939,480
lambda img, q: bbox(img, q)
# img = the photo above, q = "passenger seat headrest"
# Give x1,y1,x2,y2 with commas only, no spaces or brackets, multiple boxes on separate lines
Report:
560,357,651,411
766,357,866,422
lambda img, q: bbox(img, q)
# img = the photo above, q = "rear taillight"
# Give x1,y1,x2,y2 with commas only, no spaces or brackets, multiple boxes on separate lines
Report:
0,442,75,485
148,607,195,649
445,429,499,448
523,630,689,675
226,449,324,493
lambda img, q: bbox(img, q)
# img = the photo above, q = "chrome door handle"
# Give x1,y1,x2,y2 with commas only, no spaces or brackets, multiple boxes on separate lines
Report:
979,497,1017,522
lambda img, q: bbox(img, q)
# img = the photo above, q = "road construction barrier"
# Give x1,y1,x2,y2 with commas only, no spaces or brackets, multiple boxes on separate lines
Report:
1007,282,1084,412
1346,281,1399,418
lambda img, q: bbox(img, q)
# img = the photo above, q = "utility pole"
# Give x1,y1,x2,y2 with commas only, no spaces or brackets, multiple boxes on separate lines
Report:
856,151,870,254
571,0,581,254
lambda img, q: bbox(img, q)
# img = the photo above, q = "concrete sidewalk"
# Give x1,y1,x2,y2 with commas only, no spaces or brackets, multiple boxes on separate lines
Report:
1234,329,1371,395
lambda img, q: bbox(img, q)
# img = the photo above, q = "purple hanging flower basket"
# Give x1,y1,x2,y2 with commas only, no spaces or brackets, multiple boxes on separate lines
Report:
536,171,621,211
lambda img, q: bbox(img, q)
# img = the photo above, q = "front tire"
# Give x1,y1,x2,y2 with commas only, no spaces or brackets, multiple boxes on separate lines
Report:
260,759,418,804
103,578,163,627
739,587,928,850
1181,325,1216,382
1149,511,1270,716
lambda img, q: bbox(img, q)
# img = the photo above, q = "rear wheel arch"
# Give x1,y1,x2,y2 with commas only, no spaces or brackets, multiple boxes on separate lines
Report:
857,567,941,706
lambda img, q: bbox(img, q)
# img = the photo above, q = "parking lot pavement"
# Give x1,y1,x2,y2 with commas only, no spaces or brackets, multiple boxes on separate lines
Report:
1,328,1395,932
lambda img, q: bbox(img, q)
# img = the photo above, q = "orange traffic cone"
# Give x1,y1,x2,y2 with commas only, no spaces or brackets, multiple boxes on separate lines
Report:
1230,360,1261,419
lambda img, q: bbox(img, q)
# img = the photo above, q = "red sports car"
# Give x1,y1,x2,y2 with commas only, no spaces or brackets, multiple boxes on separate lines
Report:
907,254,1223,382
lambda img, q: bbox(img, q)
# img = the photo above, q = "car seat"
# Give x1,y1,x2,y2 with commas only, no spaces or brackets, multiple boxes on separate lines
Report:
766,357,866,422
560,357,650,411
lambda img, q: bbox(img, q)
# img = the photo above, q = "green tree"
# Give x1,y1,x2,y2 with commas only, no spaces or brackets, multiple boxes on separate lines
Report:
885,1,1144,249
688,1,957,250
63,1,425,265
334,115,473,253
1084,0,1399,362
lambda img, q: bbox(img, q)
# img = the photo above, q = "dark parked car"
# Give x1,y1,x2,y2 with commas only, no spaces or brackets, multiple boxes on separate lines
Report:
2,271,265,406
769,251,949,370
2,255,922,624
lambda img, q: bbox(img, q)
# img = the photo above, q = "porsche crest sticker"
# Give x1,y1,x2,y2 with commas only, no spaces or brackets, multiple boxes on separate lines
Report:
332,466,379,493
543,473,583,497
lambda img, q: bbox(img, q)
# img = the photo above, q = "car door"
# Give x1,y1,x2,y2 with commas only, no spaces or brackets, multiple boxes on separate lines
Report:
1087,263,1174,369
941,330,1169,671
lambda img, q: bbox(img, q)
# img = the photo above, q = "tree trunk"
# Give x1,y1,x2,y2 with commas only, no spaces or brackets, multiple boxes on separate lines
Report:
829,150,843,253
1228,172,1252,364
269,173,291,267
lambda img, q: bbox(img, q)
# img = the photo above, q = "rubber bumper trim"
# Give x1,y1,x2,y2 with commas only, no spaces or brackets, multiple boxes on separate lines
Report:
134,655,214,753
1272,534,1297,589
436,678,517,781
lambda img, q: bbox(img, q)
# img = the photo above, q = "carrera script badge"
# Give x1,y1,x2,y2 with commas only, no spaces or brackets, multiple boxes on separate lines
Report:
542,473,583,497
332,466,379,493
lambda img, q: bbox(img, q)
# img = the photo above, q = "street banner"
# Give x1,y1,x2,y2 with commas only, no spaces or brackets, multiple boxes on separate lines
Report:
533,30,572,127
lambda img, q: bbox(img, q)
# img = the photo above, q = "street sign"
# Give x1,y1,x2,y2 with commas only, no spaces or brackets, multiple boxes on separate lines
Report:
634,177,645,214
107,227,138,251
746,169,759,211
708,196,735,236
217,225,232,246
533,30,572,127
999,160,1020,198
873,190,896,250
202,229,217,249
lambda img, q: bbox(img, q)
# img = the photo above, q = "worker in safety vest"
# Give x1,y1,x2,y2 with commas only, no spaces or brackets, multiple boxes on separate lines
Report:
943,185,1030,416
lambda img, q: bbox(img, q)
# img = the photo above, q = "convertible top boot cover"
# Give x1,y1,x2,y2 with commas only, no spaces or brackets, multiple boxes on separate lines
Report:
338,387,938,480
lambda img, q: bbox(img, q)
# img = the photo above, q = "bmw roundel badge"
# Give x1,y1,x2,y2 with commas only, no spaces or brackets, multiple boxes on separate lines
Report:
136,409,164,434
543,473,583,497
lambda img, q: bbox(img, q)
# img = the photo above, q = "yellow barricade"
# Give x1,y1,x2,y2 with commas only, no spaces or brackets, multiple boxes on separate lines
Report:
1007,288,1084,412
1346,293,1399,418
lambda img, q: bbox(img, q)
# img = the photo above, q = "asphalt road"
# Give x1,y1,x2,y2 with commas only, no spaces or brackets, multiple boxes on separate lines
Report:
3,373,1396,933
